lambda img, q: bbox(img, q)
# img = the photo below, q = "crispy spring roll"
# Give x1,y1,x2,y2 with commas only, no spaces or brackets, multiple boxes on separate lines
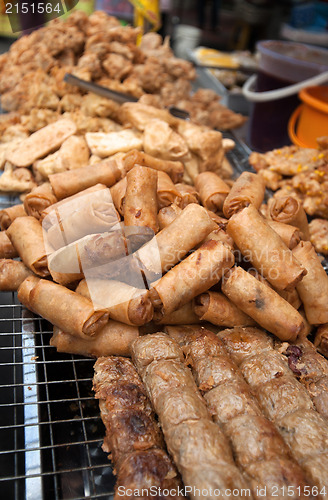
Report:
23,183,58,220
174,183,200,209
156,301,201,325
6,216,49,277
18,276,109,338
158,204,182,230
194,291,256,327
110,177,127,216
267,220,301,250
49,159,121,200
270,196,310,240
51,322,139,357
292,241,328,325
314,324,328,358
223,172,265,219
75,279,153,326
204,227,234,251
227,204,306,291
0,231,18,259
194,172,230,213
0,259,32,291
0,204,26,231
248,269,302,310
150,240,234,319
221,267,305,341
123,165,158,233
157,171,181,209
123,149,184,183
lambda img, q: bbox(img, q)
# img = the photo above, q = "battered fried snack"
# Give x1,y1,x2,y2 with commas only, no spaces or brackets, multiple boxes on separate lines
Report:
110,176,127,216
18,275,109,338
0,204,26,230
292,241,328,325
157,171,182,209
203,227,234,251
158,204,182,230
156,301,201,325
51,321,139,358
270,196,310,240
93,356,183,498
194,291,256,328
0,259,32,291
85,129,143,157
194,172,230,213
174,183,200,209
221,267,305,341
123,149,184,183
123,165,158,233
223,172,265,219
6,216,49,277
315,324,328,358
309,219,328,255
23,183,58,219
0,231,18,259
266,220,301,250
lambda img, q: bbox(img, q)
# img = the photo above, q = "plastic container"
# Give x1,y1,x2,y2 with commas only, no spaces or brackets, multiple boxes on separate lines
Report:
288,85,328,148
173,25,201,60
245,40,328,152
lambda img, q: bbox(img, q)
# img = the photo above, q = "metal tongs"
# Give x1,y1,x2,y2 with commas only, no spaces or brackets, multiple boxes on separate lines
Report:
64,73,190,120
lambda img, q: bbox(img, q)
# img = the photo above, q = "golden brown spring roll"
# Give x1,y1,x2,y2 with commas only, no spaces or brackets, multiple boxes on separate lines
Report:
194,291,256,327
292,241,328,325
6,216,49,277
0,259,32,291
51,321,139,357
75,279,153,326
23,183,58,220
156,301,201,325
0,231,18,259
157,171,181,209
174,183,200,209
194,172,230,213
221,267,305,341
270,196,310,240
150,240,235,319
18,276,109,338
49,159,121,200
123,165,158,233
223,171,266,219
227,204,306,291
158,204,182,230
123,149,184,183
0,204,26,231
267,220,301,250
110,177,127,216
248,269,302,310
314,324,328,358
203,227,234,251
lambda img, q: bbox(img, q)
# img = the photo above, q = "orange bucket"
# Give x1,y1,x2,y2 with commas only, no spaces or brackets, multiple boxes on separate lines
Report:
288,86,328,148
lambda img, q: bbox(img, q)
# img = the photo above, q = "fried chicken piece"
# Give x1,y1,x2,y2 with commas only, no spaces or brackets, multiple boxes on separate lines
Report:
20,109,59,133
77,51,103,79
143,120,189,161
102,53,133,81
163,57,196,80
0,164,36,193
160,80,192,107
309,219,328,255
58,94,83,113
63,111,121,134
85,11,120,37
80,94,121,120
139,32,173,59
0,125,29,144
131,59,170,94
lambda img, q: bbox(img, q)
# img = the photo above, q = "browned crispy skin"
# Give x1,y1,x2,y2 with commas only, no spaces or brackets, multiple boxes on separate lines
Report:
269,196,310,241
123,149,184,183
23,183,58,220
93,356,183,498
0,204,26,231
223,172,265,219
315,324,328,358
0,231,18,259
0,259,32,291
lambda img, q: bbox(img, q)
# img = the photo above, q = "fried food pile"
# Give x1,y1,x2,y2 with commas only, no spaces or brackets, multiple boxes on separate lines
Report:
0,10,246,134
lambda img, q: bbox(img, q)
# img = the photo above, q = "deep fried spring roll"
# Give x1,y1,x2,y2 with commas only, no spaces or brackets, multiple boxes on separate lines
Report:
49,159,121,200
0,204,26,230
6,216,49,277
223,171,266,219
194,291,256,327
157,171,182,209
270,196,310,240
221,267,305,341
227,204,306,291
314,324,328,358
75,279,153,326
267,220,301,250
123,149,184,183
0,259,32,291
0,231,18,259
158,204,182,230
156,301,201,325
149,240,235,319
18,276,109,338
110,177,127,216
194,172,230,213
51,321,139,357
123,165,158,233
137,204,217,275
23,183,58,220
203,228,234,251
174,183,200,209
248,269,302,310
292,241,328,325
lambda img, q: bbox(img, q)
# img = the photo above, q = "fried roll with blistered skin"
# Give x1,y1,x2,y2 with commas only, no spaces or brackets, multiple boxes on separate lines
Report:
195,172,230,213
110,177,127,216
124,165,158,233
18,276,109,338
6,216,49,277
49,159,121,199
175,183,200,209
222,267,305,341
0,204,26,230
267,220,301,250
0,231,18,259
194,291,256,327
23,183,57,220
51,321,139,358
223,171,265,218
315,324,328,358
292,241,328,325
0,259,32,291
158,204,182,230
157,301,200,325
150,240,234,320
227,205,306,291
123,149,184,183
157,171,181,209
203,227,234,251
270,196,310,241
